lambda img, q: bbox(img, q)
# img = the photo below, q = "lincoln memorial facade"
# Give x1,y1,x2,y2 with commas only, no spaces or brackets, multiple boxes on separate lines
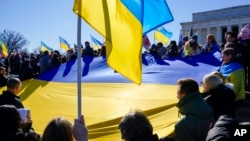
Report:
180,4,250,45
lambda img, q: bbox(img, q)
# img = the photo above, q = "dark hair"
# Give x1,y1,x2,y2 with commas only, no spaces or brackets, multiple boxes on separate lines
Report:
42,117,73,141
170,40,177,46
224,42,236,49
7,78,21,89
119,110,153,141
44,51,49,55
228,32,237,40
0,105,21,132
222,48,236,57
157,42,163,47
177,78,199,94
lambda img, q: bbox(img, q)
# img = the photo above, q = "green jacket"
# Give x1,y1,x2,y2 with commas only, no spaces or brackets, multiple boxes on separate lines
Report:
174,92,213,141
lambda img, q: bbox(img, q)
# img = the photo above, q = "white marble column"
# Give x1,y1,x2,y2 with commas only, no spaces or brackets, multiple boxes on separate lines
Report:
197,28,201,44
207,27,211,34
216,26,222,43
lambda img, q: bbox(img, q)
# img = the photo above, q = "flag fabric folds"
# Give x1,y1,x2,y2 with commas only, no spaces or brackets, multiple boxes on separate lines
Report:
0,39,8,57
41,41,53,52
154,27,173,45
73,0,173,84
143,34,151,50
143,0,174,34
59,36,70,51
90,35,103,50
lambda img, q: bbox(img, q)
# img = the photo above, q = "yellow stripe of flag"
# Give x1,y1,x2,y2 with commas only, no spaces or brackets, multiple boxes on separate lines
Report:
0,39,8,57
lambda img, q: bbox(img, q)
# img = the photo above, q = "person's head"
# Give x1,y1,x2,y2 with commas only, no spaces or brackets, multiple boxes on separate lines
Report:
202,73,223,92
7,77,22,95
43,51,49,56
191,35,198,43
206,34,216,43
42,117,73,141
224,42,236,49
157,42,163,47
119,109,153,141
221,48,236,64
226,32,237,43
0,105,21,133
169,40,177,46
177,78,199,100
182,36,189,43
85,41,90,47
0,66,6,75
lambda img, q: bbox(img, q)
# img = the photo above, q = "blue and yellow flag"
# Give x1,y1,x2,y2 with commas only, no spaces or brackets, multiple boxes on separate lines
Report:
0,39,8,57
90,35,103,50
143,0,174,34
59,36,70,51
154,27,173,45
41,41,53,52
73,0,173,84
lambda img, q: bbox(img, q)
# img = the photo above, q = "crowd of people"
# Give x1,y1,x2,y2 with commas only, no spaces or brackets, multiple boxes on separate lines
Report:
0,41,106,87
0,74,249,141
0,24,250,141
145,25,250,92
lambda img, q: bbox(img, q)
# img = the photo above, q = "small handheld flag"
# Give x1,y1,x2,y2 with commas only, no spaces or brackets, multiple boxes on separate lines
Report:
59,36,70,51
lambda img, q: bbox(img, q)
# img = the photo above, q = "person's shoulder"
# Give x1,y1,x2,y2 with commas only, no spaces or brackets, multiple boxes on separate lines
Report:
16,132,40,141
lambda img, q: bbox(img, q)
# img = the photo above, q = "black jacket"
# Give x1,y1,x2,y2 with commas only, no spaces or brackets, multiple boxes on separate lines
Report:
0,75,7,87
202,84,236,121
0,90,24,108
0,131,40,141
206,115,238,141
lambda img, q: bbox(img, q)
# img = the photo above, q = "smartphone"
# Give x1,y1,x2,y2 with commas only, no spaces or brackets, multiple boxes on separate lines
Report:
17,108,30,123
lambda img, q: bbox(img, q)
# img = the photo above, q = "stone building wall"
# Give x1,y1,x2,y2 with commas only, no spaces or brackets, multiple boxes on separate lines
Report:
180,5,250,45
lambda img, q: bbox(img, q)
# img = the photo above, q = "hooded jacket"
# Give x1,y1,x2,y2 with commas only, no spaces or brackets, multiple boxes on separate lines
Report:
174,92,213,141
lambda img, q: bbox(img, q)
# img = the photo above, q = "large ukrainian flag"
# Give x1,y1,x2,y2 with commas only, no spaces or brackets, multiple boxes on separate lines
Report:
0,39,8,57
73,0,173,84
0,51,222,140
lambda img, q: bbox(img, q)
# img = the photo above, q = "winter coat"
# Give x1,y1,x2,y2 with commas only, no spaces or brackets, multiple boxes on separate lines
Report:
0,90,24,108
174,92,213,141
202,84,236,121
206,115,238,141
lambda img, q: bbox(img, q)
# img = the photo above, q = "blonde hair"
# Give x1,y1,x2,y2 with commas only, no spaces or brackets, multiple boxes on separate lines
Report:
207,34,217,43
202,73,223,90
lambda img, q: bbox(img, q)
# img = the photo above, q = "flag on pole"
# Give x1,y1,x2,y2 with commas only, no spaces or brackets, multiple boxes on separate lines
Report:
59,36,70,51
41,41,53,52
90,35,103,50
189,25,193,37
178,30,183,47
73,0,173,84
0,39,8,57
143,34,151,50
154,27,173,45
